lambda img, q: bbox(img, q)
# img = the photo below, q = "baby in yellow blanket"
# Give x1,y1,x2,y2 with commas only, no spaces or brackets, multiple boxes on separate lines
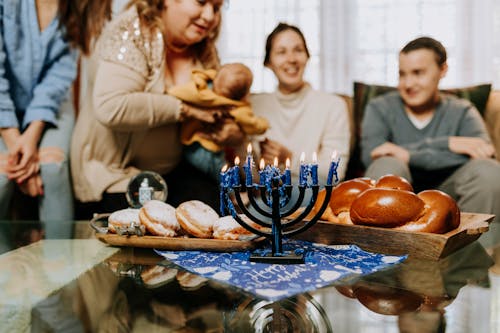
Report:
169,63,268,179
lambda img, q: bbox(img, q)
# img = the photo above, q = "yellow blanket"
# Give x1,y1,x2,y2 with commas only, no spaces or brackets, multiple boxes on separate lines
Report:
168,69,268,152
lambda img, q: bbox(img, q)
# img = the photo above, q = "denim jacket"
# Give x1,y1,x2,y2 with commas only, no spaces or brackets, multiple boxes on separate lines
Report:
0,0,78,130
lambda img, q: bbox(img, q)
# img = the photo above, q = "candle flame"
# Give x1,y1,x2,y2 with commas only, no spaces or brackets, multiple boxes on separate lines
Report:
247,143,252,154
300,152,305,163
331,150,338,160
312,152,318,163
234,156,240,165
221,164,228,172
285,158,290,169
259,158,265,170
273,156,278,167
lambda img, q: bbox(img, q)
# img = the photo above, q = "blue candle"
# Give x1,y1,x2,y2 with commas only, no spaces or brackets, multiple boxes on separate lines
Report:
233,156,241,186
258,158,265,185
299,152,306,186
244,143,253,186
284,158,291,185
327,152,340,185
220,165,230,189
311,152,318,185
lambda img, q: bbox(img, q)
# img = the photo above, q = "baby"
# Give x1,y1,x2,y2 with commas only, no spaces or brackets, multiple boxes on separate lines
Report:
168,63,268,180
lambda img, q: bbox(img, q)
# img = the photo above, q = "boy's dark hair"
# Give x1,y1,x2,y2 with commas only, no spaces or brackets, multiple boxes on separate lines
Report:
264,22,310,66
401,36,447,66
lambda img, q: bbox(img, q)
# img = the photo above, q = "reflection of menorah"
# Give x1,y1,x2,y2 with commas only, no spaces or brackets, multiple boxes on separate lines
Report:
220,145,340,264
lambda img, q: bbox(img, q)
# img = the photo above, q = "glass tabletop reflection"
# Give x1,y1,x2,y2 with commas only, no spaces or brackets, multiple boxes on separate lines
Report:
0,219,499,333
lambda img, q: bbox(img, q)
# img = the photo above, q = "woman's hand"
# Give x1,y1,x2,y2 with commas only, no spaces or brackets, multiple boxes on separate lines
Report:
19,174,44,197
198,117,245,147
4,121,45,184
259,138,292,165
179,103,224,124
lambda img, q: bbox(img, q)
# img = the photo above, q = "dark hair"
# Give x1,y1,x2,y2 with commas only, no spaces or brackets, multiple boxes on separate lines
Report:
400,36,447,67
263,22,310,66
58,0,112,55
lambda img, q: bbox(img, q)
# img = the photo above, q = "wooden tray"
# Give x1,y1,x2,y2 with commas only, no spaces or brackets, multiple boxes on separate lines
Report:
90,214,264,252
296,212,494,260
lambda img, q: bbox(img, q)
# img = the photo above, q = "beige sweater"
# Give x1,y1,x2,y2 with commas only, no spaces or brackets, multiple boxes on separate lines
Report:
249,84,351,183
71,7,205,202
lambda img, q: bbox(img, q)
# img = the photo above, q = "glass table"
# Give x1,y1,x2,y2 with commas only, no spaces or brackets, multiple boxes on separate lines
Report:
0,220,499,332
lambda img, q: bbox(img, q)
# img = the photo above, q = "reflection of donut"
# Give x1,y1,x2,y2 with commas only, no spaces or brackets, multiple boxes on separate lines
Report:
108,208,141,233
139,200,180,237
353,284,423,315
176,271,208,290
140,265,178,288
176,200,219,238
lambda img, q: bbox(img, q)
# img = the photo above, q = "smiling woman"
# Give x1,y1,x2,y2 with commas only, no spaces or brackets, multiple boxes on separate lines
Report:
249,23,351,194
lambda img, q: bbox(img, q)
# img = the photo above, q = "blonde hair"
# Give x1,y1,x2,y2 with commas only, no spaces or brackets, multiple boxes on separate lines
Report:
126,0,221,69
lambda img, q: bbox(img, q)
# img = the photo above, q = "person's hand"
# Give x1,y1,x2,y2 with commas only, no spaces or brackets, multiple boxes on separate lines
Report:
370,142,410,164
449,136,496,159
18,173,44,197
259,138,293,165
199,118,244,147
4,121,44,184
179,103,225,124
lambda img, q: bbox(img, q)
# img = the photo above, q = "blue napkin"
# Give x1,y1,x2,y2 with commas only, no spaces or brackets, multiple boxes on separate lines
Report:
156,239,406,301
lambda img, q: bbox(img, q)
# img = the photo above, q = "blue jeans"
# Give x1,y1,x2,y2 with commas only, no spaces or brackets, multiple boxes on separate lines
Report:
183,143,225,181
0,97,74,238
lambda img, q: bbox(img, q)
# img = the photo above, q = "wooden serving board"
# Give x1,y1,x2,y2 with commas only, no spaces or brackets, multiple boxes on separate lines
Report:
296,212,494,260
94,233,263,252
90,213,264,252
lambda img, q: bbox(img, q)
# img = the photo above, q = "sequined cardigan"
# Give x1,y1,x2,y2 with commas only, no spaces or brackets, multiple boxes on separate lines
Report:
71,7,217,202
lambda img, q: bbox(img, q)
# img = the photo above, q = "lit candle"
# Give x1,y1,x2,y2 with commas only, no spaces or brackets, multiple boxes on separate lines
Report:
299,152,306,186
311,152,318,185
327,151,340,185
285,158,291,185
244,143,253,186
220,164,230,188
259,158,265,185
233,156,241,186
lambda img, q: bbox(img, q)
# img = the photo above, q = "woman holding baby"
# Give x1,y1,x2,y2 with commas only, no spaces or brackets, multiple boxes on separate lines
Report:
71,0,242,215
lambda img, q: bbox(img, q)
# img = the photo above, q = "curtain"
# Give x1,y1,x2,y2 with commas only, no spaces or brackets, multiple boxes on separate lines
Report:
218,0,500,94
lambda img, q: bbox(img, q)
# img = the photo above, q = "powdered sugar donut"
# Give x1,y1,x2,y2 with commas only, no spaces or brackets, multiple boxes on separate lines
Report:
139,200,180,237
175,200,219,238
108,208,141,233
213,215,257,240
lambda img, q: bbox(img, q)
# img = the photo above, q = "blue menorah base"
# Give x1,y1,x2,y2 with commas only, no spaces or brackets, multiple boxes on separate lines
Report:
250,251,305,264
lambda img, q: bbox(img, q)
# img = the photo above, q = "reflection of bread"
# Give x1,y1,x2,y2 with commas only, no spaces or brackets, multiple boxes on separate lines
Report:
108,208,140,233
139,200,180,237
312,175,460,234
176,200,219,238
213,215,256,240
353,283,423,315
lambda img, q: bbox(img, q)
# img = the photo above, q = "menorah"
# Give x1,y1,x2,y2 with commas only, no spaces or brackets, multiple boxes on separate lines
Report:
220,145,340,264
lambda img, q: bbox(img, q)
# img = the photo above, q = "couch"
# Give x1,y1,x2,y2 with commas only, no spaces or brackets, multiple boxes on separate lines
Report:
340,82,500,179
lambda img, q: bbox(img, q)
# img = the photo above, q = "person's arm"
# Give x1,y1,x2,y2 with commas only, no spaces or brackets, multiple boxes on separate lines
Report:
0,31,20,131
316,96,351,182
402,105,493,169
360,101,393,168
21,41,78,128
93,60,186,131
